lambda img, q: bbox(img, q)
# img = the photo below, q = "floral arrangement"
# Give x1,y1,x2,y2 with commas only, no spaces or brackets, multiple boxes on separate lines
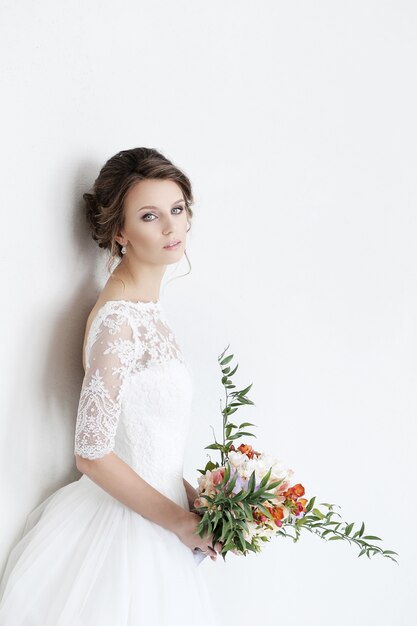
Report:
193,346,398,564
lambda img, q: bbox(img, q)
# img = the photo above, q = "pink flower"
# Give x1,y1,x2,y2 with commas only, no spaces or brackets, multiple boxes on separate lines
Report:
277,480,290,494
211,468,225,486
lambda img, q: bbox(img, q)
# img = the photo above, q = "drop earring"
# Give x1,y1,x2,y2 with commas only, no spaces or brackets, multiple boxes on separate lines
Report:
121,245,127,254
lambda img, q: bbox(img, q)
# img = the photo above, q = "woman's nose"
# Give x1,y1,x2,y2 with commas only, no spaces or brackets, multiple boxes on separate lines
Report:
162,217,176,234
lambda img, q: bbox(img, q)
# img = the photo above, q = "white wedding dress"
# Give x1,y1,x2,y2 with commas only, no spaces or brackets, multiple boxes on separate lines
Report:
0,299,220,625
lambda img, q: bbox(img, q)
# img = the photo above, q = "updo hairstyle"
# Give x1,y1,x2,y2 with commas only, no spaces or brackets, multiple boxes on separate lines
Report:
83,147,194,273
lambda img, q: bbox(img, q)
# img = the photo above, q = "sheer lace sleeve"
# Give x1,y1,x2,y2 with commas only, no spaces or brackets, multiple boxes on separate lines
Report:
74,307,136,460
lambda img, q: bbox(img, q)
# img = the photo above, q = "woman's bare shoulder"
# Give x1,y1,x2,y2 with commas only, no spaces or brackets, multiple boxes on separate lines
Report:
90,273,129,311
82,278,127,370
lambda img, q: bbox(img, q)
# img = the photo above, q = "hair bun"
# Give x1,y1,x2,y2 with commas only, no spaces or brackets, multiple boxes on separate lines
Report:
83,192,105,247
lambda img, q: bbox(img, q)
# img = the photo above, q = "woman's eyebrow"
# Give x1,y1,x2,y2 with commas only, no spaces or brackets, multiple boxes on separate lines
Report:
137,198,185,212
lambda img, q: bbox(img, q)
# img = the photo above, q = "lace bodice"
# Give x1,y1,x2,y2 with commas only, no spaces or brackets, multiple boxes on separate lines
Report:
74,299,193,491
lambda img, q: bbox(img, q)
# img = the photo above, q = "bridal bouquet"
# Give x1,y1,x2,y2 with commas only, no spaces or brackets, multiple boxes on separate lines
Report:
192,346,398,565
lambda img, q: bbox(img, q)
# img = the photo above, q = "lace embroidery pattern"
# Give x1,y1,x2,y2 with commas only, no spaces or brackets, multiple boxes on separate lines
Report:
74,301,184,460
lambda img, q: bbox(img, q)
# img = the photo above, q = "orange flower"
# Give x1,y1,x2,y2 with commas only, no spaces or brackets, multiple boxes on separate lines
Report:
287,494,308,516
283,483,305,501
265,504,285,527
270,506,285,527
292,483,305,497
234,443,262,459
237,444,254,459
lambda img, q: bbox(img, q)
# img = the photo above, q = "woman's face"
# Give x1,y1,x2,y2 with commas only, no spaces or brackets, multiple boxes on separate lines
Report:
117,178,189,264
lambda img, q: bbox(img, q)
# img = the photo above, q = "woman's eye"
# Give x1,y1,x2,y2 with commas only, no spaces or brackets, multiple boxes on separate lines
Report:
141,206,184,221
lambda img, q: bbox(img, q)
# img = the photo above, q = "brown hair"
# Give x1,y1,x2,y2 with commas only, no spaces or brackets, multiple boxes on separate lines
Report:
83,147,194,274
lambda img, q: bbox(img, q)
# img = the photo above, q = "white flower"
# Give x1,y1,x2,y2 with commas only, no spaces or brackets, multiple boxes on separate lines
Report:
228,451,247,468
197,470,216,495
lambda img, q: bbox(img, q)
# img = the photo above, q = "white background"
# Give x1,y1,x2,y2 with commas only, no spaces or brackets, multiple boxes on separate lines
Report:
1,1,416,624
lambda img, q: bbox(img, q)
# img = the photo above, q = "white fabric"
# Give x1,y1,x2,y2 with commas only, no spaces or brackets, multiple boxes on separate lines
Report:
0,299,220,626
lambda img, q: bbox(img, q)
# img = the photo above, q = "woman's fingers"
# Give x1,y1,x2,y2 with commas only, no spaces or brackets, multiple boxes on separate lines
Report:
207,540,224,560
214,541,223,553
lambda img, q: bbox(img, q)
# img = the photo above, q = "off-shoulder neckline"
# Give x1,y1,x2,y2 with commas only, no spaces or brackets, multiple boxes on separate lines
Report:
92,298,162,327
98,298,160,308
83,298,162,371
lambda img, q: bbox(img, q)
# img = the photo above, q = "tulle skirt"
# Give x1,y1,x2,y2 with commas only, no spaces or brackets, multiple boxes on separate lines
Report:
0,473,221,625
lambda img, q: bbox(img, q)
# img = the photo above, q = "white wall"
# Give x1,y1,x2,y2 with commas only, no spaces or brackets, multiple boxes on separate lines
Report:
1,1,416,624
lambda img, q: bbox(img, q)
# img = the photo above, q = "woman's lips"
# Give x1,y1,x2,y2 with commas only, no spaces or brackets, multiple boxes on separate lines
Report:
163,241,181,249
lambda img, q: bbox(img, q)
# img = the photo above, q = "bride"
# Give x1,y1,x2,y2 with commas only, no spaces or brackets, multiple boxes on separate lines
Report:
0,147,223,625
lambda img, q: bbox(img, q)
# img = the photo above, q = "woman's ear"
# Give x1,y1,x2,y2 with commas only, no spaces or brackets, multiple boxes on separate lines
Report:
114,231,127,247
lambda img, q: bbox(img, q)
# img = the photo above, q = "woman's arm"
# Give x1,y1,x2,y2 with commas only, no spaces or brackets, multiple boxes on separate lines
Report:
183,477,199,511
76,453,189,536
73,311,221,554
76,455,222,559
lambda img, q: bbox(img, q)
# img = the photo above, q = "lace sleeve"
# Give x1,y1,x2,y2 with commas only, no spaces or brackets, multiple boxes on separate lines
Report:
74,308,136,460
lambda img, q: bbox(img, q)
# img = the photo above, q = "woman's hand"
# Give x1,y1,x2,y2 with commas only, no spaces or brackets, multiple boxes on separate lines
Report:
182,477,199,511
175,511,223,561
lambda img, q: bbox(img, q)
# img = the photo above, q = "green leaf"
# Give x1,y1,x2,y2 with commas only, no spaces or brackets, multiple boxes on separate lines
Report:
244,540,258,553
233,489,247,502
239,422,257,428
344,522,354,536
362,535,382,541
219,519,229,542
239,383,253,396
231,489,247,502
225,470,239,494
247,470,256,494
222,464,231,485
258,467,272,490
220,354,234,366
256,503,274,519
328,536,344,541
229,364,239,376
312,508,326,520
305,496,316,513
221,541,237,553
266,479,283,490
213,510,222,525
238,397,255,405
235,518,249,532
261,491,280,501
235,532,246,552
242,501,254,520
204,443,224,450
